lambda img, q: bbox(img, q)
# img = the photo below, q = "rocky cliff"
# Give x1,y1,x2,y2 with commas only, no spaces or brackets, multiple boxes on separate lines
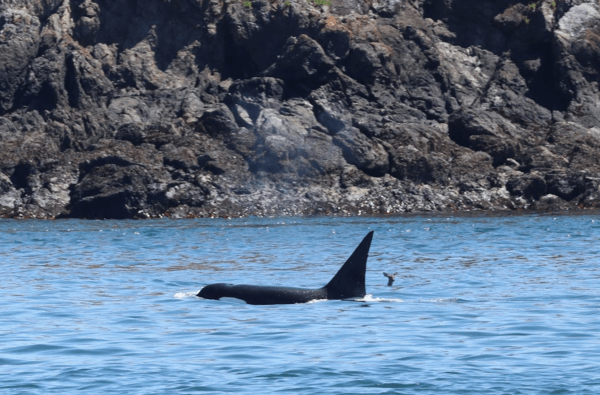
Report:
1,0,600,218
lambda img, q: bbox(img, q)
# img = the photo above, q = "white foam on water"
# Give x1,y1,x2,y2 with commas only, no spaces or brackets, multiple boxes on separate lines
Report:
348,296,463,303
355,294,405,303
174,291,200,299
420,298,463,303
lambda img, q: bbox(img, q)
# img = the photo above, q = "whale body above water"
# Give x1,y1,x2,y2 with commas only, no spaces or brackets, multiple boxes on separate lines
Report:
197,231,374,305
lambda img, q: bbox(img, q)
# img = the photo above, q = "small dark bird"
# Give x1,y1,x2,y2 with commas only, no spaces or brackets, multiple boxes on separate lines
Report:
383,272,398,286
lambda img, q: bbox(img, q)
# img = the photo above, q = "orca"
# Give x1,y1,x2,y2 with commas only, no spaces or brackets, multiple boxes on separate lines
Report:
197,231,374,305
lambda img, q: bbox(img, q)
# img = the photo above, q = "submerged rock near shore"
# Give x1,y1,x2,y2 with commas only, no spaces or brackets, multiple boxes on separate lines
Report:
1,0,600,218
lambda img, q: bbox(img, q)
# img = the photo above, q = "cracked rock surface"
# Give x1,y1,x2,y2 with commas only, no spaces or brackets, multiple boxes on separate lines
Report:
1,0,600,218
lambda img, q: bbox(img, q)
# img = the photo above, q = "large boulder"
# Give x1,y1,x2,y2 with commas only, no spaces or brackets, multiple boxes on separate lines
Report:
333,127,389,177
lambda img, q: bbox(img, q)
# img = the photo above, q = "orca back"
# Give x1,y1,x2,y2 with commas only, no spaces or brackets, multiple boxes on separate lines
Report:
198,231,374,304
325,231,374,300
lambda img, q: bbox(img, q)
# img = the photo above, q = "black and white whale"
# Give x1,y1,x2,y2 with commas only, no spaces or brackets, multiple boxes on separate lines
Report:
197,231,374,305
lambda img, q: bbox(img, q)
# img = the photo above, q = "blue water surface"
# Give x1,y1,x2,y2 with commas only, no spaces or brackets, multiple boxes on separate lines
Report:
2,213,600,394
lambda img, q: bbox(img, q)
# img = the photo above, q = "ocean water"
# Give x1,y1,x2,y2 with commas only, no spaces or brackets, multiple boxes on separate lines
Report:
2,213,600,394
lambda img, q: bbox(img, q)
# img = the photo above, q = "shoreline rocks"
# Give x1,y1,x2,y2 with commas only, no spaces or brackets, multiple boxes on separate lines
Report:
1,0,600,219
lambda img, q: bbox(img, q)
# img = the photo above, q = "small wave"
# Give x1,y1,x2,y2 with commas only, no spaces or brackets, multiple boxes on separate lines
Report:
350,296,465,303
174,291,199,299
420,298,466,303
357,295,405,303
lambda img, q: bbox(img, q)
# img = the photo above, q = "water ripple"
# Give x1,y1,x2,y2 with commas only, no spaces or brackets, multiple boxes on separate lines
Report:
2,213,600,394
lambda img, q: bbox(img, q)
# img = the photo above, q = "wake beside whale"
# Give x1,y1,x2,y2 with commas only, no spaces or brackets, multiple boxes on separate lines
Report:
197,231,374,305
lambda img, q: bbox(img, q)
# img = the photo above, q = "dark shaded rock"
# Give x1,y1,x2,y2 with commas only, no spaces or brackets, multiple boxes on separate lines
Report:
72,0,101,46
69,164,168,219
197,153,226,175
547,122,600,172
260,34,336,94
506,173,547,200
115,123,145,146
9,161,38,191
478,59,553,128
161,144,198,171
228,78,284,111
520,146,566,172
144,123,180,149
545,172,586,201
448,109,521,166
317,25,351,60
79,155,138,175
340,165,375,188
64,51,113,109
226,77,284,128
346,42,394,84
389,146,454,185
333,127,389,177
196,104,238,138
493,4,528,33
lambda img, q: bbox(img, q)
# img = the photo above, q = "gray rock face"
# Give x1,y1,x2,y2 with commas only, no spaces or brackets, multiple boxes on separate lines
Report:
1,0,600,218
334,127,389,177
0,8,41,112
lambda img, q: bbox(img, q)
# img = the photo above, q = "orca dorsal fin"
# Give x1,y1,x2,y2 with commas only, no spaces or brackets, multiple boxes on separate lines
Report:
325,231,374,300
